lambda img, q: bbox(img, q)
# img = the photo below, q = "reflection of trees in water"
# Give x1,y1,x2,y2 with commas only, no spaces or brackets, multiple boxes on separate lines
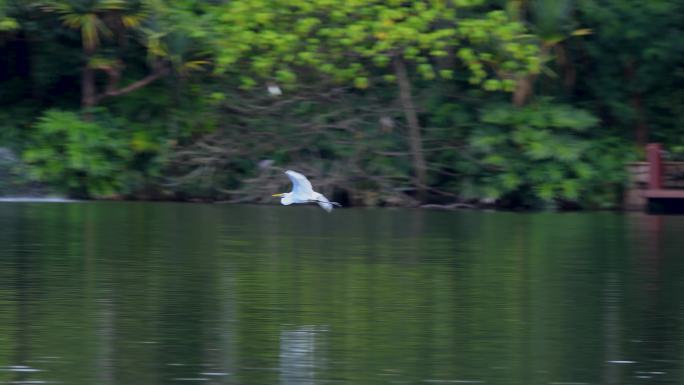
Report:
602,272,622,385
8,206,32,385
279,326,326,385
624,214,682,383
4,205,684,385
95,297,114,385
210,262,237,382
602,214,678,384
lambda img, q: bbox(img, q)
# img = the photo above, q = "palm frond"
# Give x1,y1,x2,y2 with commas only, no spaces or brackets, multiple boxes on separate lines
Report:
94,0,126,12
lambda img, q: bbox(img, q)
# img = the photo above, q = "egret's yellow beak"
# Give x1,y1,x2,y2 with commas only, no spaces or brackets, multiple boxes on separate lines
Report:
272,193,284,197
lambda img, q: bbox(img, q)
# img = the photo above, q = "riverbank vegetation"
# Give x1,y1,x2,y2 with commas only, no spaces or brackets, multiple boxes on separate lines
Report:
1,0,683,209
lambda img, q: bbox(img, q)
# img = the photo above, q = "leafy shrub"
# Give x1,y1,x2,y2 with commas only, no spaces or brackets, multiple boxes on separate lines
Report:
23,109,131,198
457,101,633,209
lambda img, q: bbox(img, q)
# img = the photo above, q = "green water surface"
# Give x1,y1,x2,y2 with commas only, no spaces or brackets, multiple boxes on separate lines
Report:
0,202,682,385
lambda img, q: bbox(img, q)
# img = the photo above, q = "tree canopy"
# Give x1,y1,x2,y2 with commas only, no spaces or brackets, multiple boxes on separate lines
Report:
1,0,682,209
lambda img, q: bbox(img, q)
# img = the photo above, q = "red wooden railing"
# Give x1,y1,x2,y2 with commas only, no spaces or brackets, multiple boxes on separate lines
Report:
644,143,684,199
647,143,663,189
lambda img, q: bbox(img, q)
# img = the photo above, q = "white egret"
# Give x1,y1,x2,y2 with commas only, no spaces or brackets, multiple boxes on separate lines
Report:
272,170,341,212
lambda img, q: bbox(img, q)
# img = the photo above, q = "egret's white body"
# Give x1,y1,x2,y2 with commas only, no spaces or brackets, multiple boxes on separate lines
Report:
273,170,340,212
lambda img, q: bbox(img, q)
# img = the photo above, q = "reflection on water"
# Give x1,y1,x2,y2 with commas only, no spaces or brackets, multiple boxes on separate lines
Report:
280,326,324,385
0,202,683,385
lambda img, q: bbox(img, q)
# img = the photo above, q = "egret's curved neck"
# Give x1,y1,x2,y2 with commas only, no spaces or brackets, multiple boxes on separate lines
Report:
280,193,293,205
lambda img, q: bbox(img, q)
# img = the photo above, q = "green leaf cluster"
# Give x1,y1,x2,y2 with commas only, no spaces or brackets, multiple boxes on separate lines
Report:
204,0,540,92
456,101,629,208
22,109,131,198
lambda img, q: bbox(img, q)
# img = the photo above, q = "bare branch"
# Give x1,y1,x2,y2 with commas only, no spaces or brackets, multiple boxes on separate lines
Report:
95,62,169,103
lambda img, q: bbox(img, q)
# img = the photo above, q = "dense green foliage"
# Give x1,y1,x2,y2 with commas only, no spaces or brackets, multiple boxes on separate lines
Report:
1,0,682,208
23,109,130,197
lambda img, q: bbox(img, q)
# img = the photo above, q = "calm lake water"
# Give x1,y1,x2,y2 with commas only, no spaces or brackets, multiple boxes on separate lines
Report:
0,202,683,385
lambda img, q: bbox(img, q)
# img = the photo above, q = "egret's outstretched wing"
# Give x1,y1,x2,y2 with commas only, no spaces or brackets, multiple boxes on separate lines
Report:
285,170,314,196
315,193,333,212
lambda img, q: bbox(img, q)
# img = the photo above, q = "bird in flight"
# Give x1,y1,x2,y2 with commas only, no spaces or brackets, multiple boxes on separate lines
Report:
272,170,341,212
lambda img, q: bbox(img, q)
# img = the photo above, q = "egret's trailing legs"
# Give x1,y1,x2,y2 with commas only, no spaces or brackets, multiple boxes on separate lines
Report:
307,199,342,206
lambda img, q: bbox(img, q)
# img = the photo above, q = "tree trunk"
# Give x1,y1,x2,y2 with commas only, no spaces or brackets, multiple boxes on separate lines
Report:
512,75,533,107
555,44,576,92
81,51,96,112
393,57,427,201
631,94,648,147
624,61,649,147
512,44,549,107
